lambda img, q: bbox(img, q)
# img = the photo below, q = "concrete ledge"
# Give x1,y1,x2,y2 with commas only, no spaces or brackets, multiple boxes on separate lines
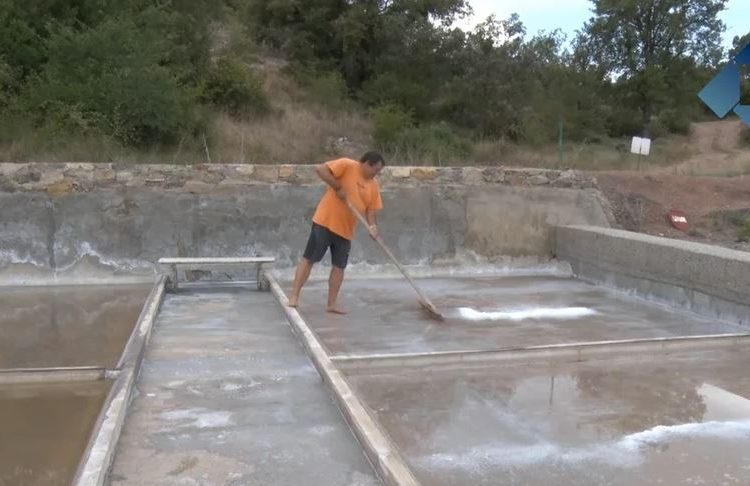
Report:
332,333,750,372
556,225,750,327
266,272,420,486
73,276,167,486
0,366,106,384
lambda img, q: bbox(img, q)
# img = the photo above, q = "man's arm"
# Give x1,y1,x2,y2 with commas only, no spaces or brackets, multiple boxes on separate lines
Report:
315,163,346,199
366,209,380,239
366,209,378,226
366,185,384,239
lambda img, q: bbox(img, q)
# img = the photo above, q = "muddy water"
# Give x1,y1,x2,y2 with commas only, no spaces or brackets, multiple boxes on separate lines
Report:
0,284,151,369
0,380,110,485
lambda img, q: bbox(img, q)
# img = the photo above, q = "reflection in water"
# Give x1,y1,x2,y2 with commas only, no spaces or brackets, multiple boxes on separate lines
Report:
420,420,750,470
698,383,750,421
0,284,150,368
415,373,750,472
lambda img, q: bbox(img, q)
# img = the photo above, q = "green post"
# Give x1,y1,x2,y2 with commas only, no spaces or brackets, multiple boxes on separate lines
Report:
558,117,564,168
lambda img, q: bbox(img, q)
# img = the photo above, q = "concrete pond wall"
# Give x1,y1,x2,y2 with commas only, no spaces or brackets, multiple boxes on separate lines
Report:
0,163,612,282
556,225,750,328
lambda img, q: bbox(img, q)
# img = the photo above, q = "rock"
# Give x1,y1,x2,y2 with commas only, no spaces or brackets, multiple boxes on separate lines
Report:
279,165,295,180
183,181,214,194
482,167,505,183
390,167,411,178
47,179,74,197
412,167,438,181
199,172,224,184
463,167,483,185
13,166,41,184
0,174,16,193
116,171,135,183
551,169,577,188
64,162,94,172
235,165,255,177
164,175,187,189
94,167,116,183
254,165,279,182
292,165,318,184
528,174,550,185
39,169,65,186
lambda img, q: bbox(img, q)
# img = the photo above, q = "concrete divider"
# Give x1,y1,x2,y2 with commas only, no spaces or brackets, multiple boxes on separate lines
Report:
332,333,750,372
73,276,166,486
266,272,420,486
556,225,750,327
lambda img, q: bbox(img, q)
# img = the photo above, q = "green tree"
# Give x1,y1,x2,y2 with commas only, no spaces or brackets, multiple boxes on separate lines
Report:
439,15,529,138
244,0,468,90
23,17,196,146
201,57,271,118
732,31,750,105
580,0,727,131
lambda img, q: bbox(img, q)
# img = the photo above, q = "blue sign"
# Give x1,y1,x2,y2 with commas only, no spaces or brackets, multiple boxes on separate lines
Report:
699,43,750,128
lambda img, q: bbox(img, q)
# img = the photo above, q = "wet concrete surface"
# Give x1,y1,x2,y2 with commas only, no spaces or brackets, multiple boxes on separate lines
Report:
0,284,151,369
289,275,744,356
0,380,110,485
110,285,379,486
348,349,750,485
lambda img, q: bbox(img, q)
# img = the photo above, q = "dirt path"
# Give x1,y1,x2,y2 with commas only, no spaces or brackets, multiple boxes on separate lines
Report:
653,120,750,176
593,119,750,251
595,171,750,251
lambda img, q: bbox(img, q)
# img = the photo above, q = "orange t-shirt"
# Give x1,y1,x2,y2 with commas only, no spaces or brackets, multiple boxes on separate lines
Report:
312,158,383,240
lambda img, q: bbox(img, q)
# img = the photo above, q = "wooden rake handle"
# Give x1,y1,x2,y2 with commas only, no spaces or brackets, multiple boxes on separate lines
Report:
344,199,433,305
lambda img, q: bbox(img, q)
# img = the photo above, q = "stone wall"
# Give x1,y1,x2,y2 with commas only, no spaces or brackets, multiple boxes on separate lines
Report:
0,163,612,282
0,163,598,194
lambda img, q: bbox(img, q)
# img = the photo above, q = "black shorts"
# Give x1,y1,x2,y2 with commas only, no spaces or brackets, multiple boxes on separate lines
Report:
303,223,351,269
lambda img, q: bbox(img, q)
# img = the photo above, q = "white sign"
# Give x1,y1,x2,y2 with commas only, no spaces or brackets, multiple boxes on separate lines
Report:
630,136,652,156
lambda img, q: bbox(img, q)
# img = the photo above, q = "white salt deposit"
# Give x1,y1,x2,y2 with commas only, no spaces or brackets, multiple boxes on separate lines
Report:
457,306,598,321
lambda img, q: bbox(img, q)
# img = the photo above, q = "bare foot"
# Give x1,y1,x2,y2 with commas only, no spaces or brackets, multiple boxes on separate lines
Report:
326,306,347,315
287,297,299,308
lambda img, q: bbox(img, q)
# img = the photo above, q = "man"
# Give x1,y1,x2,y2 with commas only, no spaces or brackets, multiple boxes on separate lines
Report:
288,151,385,314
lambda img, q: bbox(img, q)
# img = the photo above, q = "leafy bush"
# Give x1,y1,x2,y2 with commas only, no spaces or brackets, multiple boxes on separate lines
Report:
361,73,431,118
604,105,645,138
373,103,470,161
201,57,270,118
372,104,415,148
400,123,472,160
0,57,13,108
305,71,349,110
656,108,691,136
22,19,197,146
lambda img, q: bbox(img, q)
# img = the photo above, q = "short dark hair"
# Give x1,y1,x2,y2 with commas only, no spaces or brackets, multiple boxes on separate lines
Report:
360,151,385,167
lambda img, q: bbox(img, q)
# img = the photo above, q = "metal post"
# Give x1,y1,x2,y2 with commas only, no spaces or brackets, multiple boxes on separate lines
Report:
558,117,564,168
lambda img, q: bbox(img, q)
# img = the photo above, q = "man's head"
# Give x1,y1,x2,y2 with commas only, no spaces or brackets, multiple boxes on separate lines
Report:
359,151,385,179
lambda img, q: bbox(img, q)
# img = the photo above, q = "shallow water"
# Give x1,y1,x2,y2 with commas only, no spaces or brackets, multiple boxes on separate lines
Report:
0,284,151,369
0,380,110,485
